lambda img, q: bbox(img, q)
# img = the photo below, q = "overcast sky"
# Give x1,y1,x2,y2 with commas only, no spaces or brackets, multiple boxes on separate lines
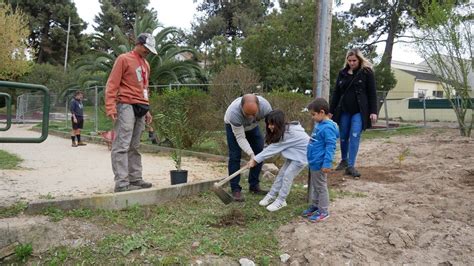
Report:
74,0,422,63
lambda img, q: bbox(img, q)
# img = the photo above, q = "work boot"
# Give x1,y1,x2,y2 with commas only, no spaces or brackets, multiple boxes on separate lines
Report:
249,185,268,195
130,180,153,188
232,191,245,202
77,141,87,146
345,166,361,178
71,142,78,147
335,160,348,171
114,185,129,193
114,185,141,193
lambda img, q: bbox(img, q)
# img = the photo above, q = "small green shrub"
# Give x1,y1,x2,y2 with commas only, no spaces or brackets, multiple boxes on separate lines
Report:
151,88,213,149
15,243,33,262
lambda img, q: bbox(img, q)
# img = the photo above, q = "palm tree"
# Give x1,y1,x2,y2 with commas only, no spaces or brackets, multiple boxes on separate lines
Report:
70,13,203,92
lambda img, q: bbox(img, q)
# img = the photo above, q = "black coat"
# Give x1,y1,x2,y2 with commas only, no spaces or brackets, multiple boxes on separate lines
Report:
329,67,377,131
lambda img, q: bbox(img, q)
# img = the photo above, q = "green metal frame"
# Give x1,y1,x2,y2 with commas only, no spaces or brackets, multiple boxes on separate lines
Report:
0,81,50,143
0,92,12,131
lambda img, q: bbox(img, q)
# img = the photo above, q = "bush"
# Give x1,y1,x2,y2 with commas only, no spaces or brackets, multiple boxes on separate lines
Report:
150,88,214,149
265,90,313,130
210,65,262,113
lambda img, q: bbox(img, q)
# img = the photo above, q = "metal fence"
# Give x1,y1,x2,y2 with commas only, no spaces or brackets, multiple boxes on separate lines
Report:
9,86,468,132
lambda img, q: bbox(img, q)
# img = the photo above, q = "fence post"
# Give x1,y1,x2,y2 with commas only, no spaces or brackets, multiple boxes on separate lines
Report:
423,96,427,127
94,85,98,133
384,92,389,130
65,97,68,129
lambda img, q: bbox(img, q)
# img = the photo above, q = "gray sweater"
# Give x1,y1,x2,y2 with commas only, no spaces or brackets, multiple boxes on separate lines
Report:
224,96,272,156
254,123,309,165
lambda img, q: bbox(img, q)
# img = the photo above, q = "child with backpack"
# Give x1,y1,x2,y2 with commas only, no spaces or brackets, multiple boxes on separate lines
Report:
246,109,310,212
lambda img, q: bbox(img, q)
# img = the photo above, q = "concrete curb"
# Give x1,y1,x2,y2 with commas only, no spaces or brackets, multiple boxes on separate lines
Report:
25,178,222,214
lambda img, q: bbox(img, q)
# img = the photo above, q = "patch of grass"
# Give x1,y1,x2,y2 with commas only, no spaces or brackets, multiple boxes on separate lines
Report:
43,206,65,222
15,243,33,262
0,201,28,218
32,178,369,264
34,183,308,264
68,208,93,218
363,125,422,140
0,149,23,169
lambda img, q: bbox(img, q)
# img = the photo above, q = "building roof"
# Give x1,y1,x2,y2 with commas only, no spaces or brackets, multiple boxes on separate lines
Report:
399,69,440,82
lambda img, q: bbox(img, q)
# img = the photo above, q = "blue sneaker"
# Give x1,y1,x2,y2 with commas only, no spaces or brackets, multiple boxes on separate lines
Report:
309,211,330,222
301,205,319,217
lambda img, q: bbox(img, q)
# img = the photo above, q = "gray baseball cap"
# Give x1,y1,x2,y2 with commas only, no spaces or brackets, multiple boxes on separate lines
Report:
137,33,157,55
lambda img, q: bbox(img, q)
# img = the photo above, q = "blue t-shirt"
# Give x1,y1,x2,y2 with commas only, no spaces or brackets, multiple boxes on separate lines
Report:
70,98,84,117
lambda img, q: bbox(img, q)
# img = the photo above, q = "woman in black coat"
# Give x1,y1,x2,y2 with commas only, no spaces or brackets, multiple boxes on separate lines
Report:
329,48,378,178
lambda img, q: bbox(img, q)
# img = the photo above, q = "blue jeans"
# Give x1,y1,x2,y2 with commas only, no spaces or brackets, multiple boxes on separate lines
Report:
339,112,362,167
225,124,264,192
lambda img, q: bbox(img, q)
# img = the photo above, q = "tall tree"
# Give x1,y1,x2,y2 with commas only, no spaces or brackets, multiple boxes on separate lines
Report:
74,14,202,90
241,1,368,91
347,0,465,92
94,0,156,43
0,2,30,80
414,1,473,137
6,0,87,65
190,0,273,48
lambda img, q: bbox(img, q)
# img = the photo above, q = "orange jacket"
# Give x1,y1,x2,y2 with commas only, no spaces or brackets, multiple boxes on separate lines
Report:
105,51,150,116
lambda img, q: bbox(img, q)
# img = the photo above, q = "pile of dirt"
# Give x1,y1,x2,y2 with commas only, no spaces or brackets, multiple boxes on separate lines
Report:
278,129,474,264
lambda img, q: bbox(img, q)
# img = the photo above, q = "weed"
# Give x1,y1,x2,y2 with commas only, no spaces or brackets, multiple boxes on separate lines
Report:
121,233,150,256
397,147,410,168
38,193,55,200
43,206,65,222
0,201,27,218
68,208,93,218
15,243,33,262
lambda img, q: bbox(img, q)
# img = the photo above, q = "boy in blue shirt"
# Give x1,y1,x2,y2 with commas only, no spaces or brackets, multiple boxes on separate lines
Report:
303,98,339,222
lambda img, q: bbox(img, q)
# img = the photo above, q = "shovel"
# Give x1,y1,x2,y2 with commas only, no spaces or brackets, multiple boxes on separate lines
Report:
211,165,249,204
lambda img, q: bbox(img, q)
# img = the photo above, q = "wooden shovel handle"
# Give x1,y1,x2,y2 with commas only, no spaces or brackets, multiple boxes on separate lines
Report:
215,165,250,187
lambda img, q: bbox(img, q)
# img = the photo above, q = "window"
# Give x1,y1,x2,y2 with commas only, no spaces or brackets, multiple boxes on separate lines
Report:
432,91,443,98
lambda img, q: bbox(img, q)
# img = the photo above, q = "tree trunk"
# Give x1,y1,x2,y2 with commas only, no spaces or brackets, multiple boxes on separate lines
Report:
380,4,400,66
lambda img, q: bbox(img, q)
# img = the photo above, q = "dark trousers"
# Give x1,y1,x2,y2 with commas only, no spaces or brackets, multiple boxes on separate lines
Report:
225,124,264,192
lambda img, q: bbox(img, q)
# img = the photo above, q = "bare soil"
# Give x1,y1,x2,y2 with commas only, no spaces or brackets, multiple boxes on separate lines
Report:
279,128,474,265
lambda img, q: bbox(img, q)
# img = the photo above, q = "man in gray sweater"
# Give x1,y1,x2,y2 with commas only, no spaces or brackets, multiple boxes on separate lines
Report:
224,94,272,201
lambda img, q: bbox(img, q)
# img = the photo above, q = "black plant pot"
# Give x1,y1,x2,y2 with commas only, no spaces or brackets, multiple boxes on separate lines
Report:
170,170,188,185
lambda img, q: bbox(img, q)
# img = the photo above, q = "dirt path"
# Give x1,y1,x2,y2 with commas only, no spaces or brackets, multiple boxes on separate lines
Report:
0,125,227,207
279,128,474,264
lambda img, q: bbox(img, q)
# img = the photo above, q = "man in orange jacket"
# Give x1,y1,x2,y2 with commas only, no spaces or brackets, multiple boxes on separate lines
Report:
105,33,156,192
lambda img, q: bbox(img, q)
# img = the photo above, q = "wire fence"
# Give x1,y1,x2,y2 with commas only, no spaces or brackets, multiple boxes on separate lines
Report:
5,85,469,132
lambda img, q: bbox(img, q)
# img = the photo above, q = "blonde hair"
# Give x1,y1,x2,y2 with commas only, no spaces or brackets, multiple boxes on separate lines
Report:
344,48,373,70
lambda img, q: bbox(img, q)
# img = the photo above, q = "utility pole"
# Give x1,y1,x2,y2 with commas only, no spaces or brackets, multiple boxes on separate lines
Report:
312,0,333,100
64,16,71,73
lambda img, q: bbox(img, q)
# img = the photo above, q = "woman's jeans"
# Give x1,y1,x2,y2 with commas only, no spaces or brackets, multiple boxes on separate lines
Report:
225,124,264,192
339,112,362,167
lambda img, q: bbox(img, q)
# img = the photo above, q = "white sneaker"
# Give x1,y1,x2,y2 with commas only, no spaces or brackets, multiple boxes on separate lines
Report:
259,194,275,206
266,199,287,212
